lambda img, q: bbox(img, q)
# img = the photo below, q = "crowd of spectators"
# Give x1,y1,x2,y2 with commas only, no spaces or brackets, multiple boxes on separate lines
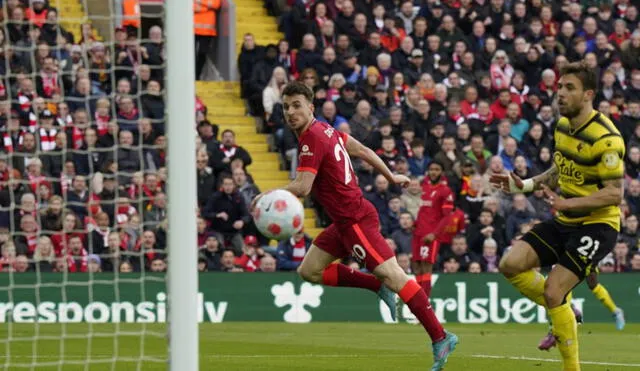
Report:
231,0,640,273
0,0,176,273
4,0,640,274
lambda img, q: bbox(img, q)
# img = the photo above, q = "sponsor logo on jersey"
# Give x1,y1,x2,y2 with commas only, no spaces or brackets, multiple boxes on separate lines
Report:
554,152,584,185
299,144,314,157
324,128,334,138
603,151,620,170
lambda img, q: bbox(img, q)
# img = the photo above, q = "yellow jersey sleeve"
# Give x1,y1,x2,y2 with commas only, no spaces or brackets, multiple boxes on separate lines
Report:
592,135,625,181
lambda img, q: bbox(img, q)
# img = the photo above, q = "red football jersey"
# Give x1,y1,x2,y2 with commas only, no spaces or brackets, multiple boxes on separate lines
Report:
297,119,366,223
435,208,466,244
414,178,454,235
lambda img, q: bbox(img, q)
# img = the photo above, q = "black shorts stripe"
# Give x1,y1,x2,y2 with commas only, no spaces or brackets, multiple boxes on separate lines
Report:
529,230,559,260
564,251,583,272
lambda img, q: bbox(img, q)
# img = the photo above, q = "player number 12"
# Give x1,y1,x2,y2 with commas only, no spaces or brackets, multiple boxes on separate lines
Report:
334,138,354,185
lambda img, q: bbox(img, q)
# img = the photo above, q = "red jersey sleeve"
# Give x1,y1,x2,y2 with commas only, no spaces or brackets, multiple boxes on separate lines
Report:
297,132,325,175
338,131,349,146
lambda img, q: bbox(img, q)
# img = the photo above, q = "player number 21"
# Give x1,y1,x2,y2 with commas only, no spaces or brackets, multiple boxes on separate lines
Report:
334,138,354,185
577,236,600,260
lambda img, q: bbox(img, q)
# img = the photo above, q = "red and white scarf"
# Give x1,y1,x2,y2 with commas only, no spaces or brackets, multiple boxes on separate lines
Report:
39,128,57,151
28,173,46,193
67,248,88,273
3,131,24,153
219,144,237,158
57,114,73,127
116,204,137,225
94,112,110,136
17,91,35,112
291,237,306,262
27,112,37,132
26,233,39,255
40,71,59,98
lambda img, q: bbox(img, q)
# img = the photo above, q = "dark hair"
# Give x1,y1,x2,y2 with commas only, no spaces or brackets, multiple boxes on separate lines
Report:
480,208,494,216
221,129,235,137
382,135,395,141
282,81,314,103
428,160,444,169
453,234,466,241
560,61,598,92
410,139,424,148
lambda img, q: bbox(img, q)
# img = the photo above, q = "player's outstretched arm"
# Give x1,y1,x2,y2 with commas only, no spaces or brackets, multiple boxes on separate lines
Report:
284,171,316,197
250,171,316,212
490,164,558,193
343,134,409,187
542,178,623,213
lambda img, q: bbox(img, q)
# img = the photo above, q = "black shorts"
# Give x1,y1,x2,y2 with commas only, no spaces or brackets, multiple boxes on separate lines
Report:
521,219,618,279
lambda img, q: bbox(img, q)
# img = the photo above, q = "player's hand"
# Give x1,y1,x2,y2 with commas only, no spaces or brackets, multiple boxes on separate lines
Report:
423,233,435,243
541,184,570,211
392,174,410,188
250,192,266,214
489,172,523,193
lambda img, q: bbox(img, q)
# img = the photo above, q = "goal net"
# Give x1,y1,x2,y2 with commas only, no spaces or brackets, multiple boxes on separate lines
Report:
0,0,173,368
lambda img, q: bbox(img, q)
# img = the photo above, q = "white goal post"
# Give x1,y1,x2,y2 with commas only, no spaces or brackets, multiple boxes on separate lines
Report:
165,0,198,369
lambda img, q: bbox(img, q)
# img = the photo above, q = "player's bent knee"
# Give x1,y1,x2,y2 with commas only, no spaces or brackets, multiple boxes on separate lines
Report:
499,242,537,277
498,254,522,277
297,264,322,284
543,280,566,308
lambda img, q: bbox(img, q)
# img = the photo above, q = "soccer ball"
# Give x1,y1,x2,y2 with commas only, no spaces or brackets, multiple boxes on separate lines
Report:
253,190,304,240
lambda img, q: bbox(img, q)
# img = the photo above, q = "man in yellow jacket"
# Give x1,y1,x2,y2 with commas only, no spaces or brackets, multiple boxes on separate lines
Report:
194,0,221,79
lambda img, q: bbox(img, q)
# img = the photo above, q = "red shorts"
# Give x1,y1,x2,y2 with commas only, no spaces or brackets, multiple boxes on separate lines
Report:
313,205,395,272
411,234,440,263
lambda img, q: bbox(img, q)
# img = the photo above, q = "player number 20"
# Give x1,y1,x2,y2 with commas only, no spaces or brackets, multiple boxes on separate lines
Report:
334,139,354,185
577,236,600,260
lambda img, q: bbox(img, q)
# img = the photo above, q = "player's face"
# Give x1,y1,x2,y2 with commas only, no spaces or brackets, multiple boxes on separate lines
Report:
427,164,442,181
283,94,314,132
557,74,593,118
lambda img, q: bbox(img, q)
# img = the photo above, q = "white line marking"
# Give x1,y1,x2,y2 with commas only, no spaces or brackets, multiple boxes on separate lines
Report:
2,353,640,368
471,354,640,367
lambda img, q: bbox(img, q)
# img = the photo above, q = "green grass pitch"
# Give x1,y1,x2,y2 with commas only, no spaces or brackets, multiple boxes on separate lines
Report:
0,323,638,370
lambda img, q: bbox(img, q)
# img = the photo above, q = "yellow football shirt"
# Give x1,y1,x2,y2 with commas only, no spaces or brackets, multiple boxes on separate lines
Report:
553,110,625,231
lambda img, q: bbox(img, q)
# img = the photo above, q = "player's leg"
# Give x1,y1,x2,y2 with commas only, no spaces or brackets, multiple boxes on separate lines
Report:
544,264,581,371
411,236,436,296
297,226,382,292
498,240,546,306
372,257,458,370
546,223,617,371
499,220,563,307
586,270,625,330
348,214,457,370
355,221,456,343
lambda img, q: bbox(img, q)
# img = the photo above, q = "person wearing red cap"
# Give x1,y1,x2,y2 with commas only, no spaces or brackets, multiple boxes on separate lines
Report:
234,235,264,272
